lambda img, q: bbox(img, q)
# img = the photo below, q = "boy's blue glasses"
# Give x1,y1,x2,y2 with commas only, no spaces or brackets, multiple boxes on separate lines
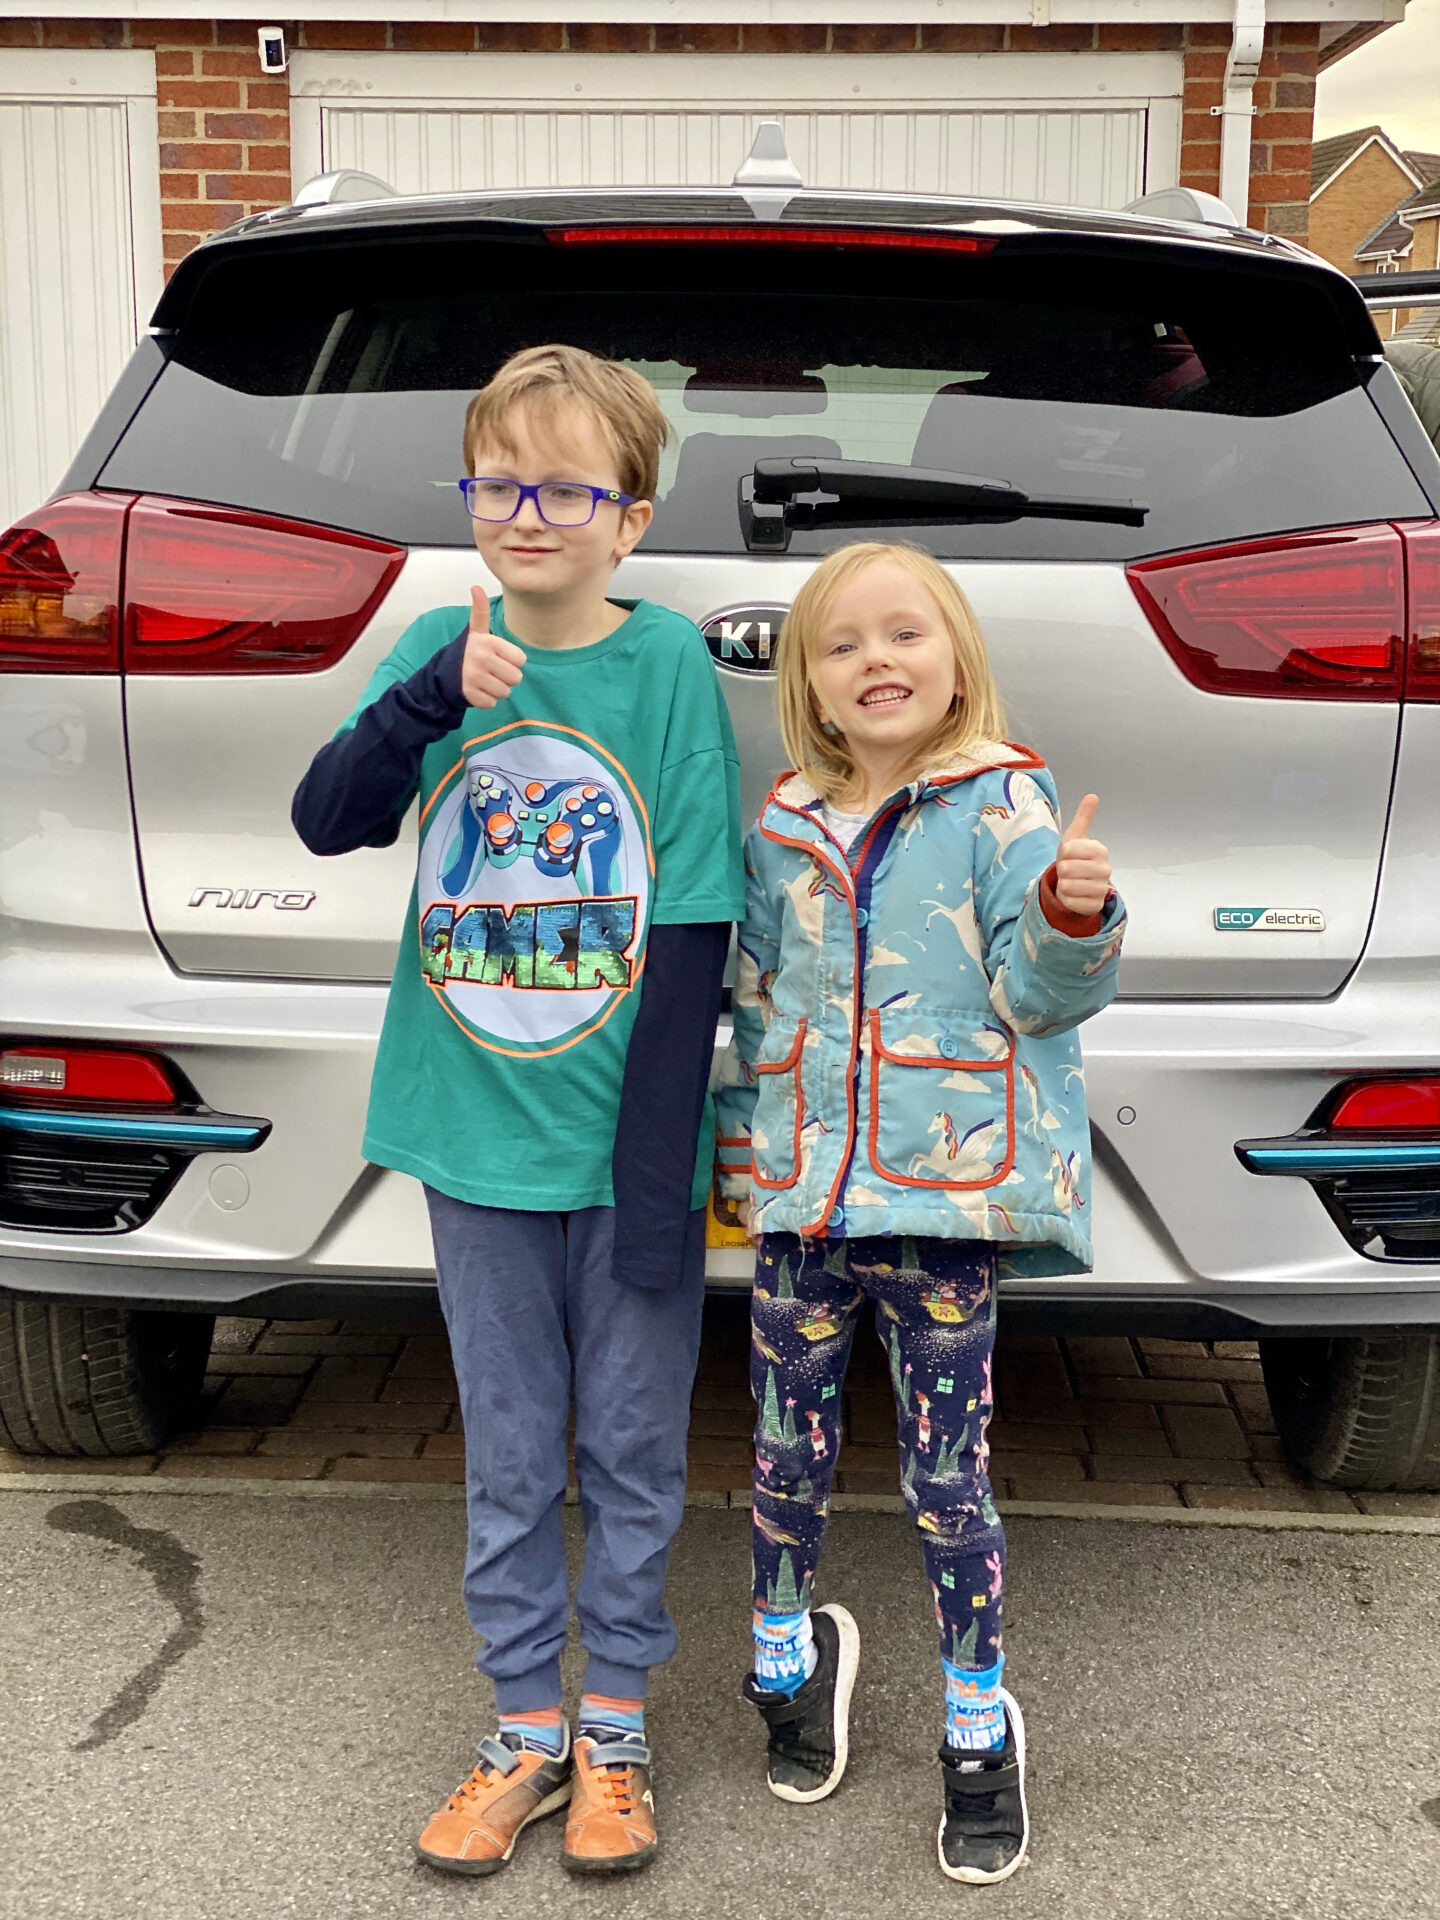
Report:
458,478,636,527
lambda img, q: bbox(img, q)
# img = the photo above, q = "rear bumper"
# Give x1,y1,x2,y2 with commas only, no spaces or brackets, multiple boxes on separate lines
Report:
7,935,1440,1322
8,1248,1440,1337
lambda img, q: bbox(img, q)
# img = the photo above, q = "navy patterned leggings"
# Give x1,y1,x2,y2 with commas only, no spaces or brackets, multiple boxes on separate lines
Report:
750,1234,1004,1678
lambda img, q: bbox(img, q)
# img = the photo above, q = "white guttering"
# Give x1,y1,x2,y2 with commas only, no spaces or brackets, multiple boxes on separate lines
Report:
1216,0,1266,224
0,0,1402,21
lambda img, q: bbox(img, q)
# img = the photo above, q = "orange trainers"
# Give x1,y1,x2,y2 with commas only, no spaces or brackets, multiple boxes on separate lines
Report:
415,1730,573,1876
561,1735,658,1875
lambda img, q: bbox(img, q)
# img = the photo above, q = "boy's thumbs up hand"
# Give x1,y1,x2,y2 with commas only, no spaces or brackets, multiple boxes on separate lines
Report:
1054,792,1112,916
461,586,526,710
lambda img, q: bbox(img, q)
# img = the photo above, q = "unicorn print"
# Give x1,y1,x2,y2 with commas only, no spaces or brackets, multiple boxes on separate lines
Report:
1049,1147,1083,1215
908,1113,1004,1183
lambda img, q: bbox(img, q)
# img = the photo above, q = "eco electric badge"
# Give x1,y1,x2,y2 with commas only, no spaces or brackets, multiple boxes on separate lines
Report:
1214,907,1326,931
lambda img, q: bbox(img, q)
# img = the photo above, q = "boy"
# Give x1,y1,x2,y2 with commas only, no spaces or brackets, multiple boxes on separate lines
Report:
292,345,743,1876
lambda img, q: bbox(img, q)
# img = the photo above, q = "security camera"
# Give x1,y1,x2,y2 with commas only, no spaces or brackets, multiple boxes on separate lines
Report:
258,26,287,73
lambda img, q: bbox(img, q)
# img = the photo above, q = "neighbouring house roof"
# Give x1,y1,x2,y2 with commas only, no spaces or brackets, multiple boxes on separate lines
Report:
1311,125,1426,200
1355,213,1415,261
1392,309,1440,346
1355,172,1440,262
1403,151,1440,188
1404,175,1440,220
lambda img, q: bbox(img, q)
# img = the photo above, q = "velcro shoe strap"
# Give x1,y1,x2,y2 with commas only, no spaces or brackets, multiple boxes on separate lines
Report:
586,1738,651,1770
476,1736,521,1776
942,1757,1021,1800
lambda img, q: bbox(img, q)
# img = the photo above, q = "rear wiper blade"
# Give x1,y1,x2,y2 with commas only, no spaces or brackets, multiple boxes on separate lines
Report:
740,457,1148,552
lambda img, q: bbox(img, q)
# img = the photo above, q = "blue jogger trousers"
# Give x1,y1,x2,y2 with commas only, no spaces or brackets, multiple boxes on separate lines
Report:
425,1190,707,1712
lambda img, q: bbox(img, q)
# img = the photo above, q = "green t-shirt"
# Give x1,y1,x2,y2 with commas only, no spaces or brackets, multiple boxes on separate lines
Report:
346,596,744,1211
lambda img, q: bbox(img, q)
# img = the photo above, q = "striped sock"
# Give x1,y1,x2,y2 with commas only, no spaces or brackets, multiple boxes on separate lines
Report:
497,1706,566,1757
578,1693,646,1747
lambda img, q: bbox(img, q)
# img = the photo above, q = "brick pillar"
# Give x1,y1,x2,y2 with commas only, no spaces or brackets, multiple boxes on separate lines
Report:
1248,24,1318,241
1180,23,1316,240
133,20,292,277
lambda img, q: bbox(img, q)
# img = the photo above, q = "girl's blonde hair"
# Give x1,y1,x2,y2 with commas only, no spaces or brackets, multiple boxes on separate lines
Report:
774,542,1008,800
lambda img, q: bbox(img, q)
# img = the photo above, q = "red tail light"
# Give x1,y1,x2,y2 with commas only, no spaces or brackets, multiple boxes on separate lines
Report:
1127,525,1406,701
547,224,996,254
0,492,129,673
0,1046,178,1105
124,498,405,674
1329,1079,1440,1130
1402,521,1440,702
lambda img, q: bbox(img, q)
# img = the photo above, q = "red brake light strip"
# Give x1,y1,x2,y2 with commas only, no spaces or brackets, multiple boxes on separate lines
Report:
546,224,996,254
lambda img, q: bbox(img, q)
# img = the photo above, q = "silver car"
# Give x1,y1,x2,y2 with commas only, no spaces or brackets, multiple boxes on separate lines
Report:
4,154,1440,1490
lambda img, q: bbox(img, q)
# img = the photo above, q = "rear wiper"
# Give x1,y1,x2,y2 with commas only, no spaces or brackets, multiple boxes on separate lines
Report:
739,457,1148,552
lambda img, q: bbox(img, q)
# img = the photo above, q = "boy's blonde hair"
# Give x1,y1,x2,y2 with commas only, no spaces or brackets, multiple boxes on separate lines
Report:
463,345,670,502
775,541,1008,800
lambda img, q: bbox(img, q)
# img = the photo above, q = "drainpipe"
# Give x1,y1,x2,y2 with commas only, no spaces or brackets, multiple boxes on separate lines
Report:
1214,0,1266,225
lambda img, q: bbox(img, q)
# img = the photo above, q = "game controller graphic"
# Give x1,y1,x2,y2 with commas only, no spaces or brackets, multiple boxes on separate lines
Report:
440,762,624,898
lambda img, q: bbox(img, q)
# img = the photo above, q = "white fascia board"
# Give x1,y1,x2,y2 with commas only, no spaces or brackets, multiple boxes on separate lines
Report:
0,0,1403,23
0,47,155,94
289,49,1181,100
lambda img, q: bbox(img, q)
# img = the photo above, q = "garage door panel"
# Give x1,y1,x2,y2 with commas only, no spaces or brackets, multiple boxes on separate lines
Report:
319,100,1151,208
0,52,159,527
0,100,134,525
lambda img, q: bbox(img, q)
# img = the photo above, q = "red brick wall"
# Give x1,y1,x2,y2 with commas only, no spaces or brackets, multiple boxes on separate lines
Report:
1179,21,1319,239
0,17,1318,265
0,17,294,271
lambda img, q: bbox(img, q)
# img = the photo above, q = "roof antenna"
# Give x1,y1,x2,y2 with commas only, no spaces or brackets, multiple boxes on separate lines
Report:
734,119,804,221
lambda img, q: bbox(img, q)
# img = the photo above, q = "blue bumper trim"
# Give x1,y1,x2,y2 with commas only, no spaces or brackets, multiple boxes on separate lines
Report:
0,1105,266,1151
1240,1141,1440,1176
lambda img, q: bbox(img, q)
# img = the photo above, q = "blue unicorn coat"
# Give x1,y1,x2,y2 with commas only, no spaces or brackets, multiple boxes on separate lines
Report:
715,741,1127,1276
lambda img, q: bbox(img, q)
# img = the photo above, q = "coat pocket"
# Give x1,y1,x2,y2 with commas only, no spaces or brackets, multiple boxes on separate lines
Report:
865,1008,1015,1192
752,1018,808,1191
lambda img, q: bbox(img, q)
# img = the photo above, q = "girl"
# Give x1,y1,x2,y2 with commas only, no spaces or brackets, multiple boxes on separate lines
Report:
714,542,1125,1885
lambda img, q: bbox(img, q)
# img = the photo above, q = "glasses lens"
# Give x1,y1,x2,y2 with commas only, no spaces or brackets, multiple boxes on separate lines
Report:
537,484,596,527
469,481,521,521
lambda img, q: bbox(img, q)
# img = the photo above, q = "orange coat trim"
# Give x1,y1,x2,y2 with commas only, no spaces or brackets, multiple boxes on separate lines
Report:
864,1010,1017,1191
750,1019,809,1191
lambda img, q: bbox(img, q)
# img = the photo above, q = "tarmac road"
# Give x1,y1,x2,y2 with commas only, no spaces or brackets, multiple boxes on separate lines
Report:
2,1490,1438,1920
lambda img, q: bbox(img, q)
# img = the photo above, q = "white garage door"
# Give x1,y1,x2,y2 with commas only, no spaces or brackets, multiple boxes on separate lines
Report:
0,51,162,529
291,51,1181,210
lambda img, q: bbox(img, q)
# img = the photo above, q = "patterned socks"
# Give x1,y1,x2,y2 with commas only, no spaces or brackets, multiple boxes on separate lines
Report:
578,1692,646,1747
498,1696,648,1756
753,1605,819,1698
944,1654,1006,1768
497,1706,567,1757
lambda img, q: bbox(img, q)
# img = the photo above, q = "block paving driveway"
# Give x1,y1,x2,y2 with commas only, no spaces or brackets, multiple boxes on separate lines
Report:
5,1298,1435,1517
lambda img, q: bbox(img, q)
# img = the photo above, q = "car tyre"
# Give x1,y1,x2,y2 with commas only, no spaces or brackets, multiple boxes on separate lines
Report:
1259,1334,1440,1493
0,1294,214,1457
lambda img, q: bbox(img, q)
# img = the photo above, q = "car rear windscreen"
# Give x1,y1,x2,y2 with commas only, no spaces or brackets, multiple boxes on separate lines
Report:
100,233,1430,558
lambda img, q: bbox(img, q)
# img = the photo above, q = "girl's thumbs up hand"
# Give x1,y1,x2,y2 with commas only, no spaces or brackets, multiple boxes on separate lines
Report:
1054,793,1112,916
461,586,526,709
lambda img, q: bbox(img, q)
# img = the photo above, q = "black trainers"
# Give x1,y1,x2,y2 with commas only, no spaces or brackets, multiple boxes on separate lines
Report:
937,1688,1029,1884
741,1601,860,1803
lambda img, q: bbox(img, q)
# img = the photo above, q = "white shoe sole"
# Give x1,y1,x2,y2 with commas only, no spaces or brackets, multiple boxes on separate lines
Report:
768,1602,861,1804
936,1687,1030,1885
